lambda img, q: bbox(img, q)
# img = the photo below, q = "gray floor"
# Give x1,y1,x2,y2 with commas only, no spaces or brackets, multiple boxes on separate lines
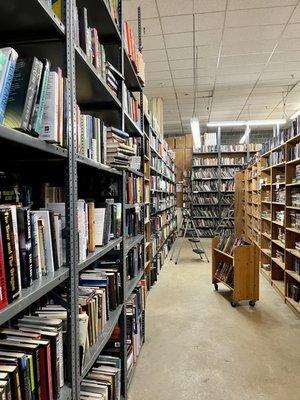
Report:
128,239,300,400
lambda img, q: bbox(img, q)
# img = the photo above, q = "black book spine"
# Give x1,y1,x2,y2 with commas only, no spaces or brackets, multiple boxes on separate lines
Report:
78,7,88,54
0,209,19,302
49,211,59,271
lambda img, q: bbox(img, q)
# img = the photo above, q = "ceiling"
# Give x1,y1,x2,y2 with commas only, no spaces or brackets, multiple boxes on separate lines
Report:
123,0,300,135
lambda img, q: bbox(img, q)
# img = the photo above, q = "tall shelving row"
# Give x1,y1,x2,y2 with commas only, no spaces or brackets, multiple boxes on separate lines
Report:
0,1,148,399
149,124,177,285
192,137,261,237
237,122,300,316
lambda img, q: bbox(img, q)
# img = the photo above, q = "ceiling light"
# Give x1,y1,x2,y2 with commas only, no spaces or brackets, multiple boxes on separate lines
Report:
207,121,246,127
190,117,201,148
240,125,251,144
247,119,286,126
290,110,300,120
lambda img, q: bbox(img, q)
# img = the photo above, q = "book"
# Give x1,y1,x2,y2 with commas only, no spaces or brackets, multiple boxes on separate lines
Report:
16,207,33,288
0,47,18,124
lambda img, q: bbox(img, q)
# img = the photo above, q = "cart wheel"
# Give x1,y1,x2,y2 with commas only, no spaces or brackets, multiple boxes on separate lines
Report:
214,283,218,291
231,301,237,307
249,300,256,307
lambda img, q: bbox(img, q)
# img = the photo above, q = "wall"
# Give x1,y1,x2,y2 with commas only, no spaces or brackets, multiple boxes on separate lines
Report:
166,134,193,207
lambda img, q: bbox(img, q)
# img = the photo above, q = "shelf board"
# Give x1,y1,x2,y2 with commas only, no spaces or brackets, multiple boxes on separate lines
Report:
125,234,144,254
286,133,300,144
272,220,284,227
260,267,272,283
61,385,72,400
0,267,69,326
126,168,144,177
214,248,234,262
272,280,285,298
81,305,123,379
286,158,300,165
286,296,300,314
0,125,68,160
214,277,234,291
286,248,300,258
271,161,285,168
286,205,300,210
77,154,122,175
285,269,300,283
261,216,272,222
192,165,219,168
124,112,143,137
261,200,271,204
272,202,285,206
78,237,122,272
272,257,285,270
0,0,65,39
126,270,144,301
261,232,271,240
124,49,142,91
272,239,285,249
286,227,300,234
261,248,271,257
286,182,300,186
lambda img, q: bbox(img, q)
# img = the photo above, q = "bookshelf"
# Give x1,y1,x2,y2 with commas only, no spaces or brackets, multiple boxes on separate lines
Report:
236,123,300,316
192,135,261,237
212,237,259,307
149,124,177,285
0,2,148,399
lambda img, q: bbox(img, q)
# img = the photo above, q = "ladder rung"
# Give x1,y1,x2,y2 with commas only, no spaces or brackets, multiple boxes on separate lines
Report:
189,238,201,243
193,249,205,254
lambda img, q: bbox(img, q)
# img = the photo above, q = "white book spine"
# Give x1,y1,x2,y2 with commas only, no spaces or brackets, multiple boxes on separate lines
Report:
40,71,59,142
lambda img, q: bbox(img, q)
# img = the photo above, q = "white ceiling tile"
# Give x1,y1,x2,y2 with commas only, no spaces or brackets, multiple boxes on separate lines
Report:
123,0,158,20
223,25,284,44
194,0,227,13
195,12,225,31
142,35,164,50
196,44,221,57
264,61,300,73
143,49,167,62
282,23,300,38
218,64,264,75
228,0,297,10
270,50,300,63
219,53,270,66
128,18,162,36
216,73,259,84
289,5,300,22
167,47,193,60
277,38,300,52
156,0,193,16
222,39,276,56
146,61,169,72
164,32,193,48
196,29,222,45
147,70,172,80
169,58,194,70
260,71,300,81
172,69,194,79
225,7,294,27
161,15,193,34
146,79,173,87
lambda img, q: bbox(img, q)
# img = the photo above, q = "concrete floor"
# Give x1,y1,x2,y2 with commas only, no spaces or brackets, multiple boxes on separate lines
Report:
128,239,300,400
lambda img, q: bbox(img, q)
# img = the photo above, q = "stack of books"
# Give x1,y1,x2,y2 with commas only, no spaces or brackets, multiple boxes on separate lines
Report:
106,127,136,170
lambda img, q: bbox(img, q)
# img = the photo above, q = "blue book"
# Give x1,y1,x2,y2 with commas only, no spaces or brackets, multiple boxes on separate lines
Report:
0,48,18,124
108,126,129,139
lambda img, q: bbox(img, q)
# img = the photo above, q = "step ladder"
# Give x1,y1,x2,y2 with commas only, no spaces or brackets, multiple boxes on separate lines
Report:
214,194,235,236
170,209,209,264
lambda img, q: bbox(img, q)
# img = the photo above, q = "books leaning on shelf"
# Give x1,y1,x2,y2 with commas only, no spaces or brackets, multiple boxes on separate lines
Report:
123,85,141,126
123,21,145,83
0,48,66,146
217,235,246,256
287,283,300,303
126,243,143,281
78,199,122,262
126,174,143,204
214,261,234,287
80,354,121,399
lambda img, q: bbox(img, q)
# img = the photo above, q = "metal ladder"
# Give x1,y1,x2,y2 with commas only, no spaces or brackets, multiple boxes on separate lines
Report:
170,209,209,264
214,194,235,236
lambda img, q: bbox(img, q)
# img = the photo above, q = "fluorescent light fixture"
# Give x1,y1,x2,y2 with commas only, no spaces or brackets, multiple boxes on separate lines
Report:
240,125,251,144
190,117,201,148
247,119,286,126
290,110,300,120
207,121,246,127
207,119,286,128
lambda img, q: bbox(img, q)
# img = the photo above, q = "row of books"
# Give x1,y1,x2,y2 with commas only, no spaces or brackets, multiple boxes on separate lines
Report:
196,228,214,237
220,219,234,228
0,204,65,308
125,210,142,239
150,136,175,173
126,243,143,281
123,85,140,125
221,167,240,178
289,143,300,162
151,212,172,232
106,127,140,170
0,48,66,146
261,129,286,154
193,157,218,166
151,196,176,214
193,194,218,204
294,165,300,182
0,308,66,400
217,235,246,256
192,169,218,179
274,188,285,203
200,132,217,146
193,207,219,218
78,199,121,263
220,195,234,205
220,181,235,191
150,176,175,192
126,175,143,204
220,143,261,152
123,21,145,83
193,182,218,192
291,257,300,275
215,261,234,287
150,157,176,181
220,156,244,165
270,150,285,166
287,283,300,303
194,145,218,153
290,189,300,207
194,220,216,228
290,211,300,230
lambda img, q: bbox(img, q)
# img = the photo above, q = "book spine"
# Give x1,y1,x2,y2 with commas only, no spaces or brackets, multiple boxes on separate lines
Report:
0,49,18,124
33,59,50,135
0,225,8,309
40,70,59,142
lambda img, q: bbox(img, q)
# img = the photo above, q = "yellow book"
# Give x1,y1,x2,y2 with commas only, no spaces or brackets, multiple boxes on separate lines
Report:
52,0,62,20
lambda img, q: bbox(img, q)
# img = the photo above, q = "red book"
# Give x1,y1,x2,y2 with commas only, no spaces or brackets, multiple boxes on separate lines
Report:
0,225,8,310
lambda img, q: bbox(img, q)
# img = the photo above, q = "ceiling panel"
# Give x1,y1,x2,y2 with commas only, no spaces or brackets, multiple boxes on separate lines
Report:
270,50,300,63
161,15,193,34
156,0,193,16
195,12,225,30
219,53,270,66
194,0,227,13
228,0,298,10
225,7,294,27
282,22,300,38
217,64,264,75
216,73,259,84
167,47,193,60
290,5,300,23
146,61,169,72
142,35,165,50
221,39,277,56
164,32,193,48
277,38,300,52
143,49,168,62
223,25,284,43
147,70,172,80
123,0,158,20
196,29,223,45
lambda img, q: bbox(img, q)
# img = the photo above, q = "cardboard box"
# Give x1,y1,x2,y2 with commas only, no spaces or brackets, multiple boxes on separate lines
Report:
176,192,183,208
175,136,185,149
185,148,193,169
166,137,175,149
185,134,193,148
175,149,185,171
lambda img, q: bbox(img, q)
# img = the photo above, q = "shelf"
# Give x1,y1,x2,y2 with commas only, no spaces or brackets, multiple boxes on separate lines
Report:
286,205,300,210
0,267,69,326
125,234,144,253
77,154,122,175
124,49,142,91
286,296,300,314
261,248,271,257
260,267,272,283
272,280,285,298
286,133,300,144
286,182,300,186
261,216,272,222
78,237,123,272
214,277,234,290
286,248,300,258
272,239,285,249
214,248,234,262
286,227,300,234
261,201,271,204
0,125,68,160
286,158,300,165
272,220,284,227
272,257,285,270
0,0,65,40
126,168,144,177
286,269,300,283
272,202,285,206
192,177,219,180
61,385,72,400
124,112,143,137
193,216,219,219
126,270,144,301
192,165,219,168
261,232,271,240
81,305,123,379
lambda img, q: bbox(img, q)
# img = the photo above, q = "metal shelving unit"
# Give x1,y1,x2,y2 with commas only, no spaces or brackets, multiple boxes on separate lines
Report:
0,1,146,399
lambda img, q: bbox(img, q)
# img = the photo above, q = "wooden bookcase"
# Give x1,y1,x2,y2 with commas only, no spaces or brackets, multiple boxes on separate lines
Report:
236,127,300,316
212,237,259,307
